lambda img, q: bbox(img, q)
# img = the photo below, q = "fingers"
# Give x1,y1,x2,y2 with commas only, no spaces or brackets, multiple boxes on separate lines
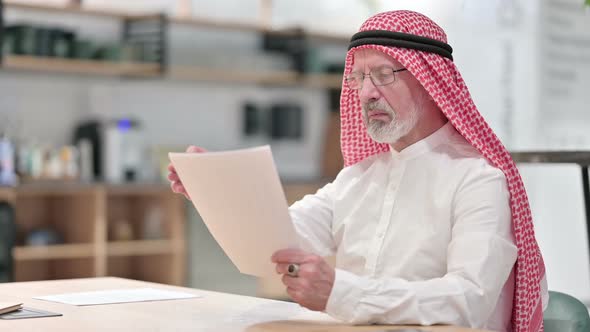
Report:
168,168,186,198
282,274,307,289
167,145,206,200
283,277,314,310
170,180,184,193
275,263,291,274
286,287,303,303
271,248,309,264
274,252,333,312
186,145,207,153
276,261,320,278
167,171,180,182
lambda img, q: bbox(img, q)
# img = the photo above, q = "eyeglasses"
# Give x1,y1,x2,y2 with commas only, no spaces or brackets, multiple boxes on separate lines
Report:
344,66,407,90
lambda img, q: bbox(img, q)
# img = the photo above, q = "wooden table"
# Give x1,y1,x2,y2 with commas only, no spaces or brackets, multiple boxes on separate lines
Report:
0,277,490,331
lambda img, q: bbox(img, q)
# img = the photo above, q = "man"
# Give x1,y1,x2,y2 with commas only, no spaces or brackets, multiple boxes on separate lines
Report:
169,10,548,332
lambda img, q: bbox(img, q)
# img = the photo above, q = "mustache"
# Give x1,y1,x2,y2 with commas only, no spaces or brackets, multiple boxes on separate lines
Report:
363,100,394,113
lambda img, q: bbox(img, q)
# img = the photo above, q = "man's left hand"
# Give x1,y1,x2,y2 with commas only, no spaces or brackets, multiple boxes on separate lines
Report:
271,248,335,311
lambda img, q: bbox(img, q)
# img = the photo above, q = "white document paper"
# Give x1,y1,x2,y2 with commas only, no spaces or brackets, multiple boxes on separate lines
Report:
169,145,299,277
33,288,199,306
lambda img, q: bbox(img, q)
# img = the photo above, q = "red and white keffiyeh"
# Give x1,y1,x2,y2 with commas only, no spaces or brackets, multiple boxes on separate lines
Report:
340,10,547,332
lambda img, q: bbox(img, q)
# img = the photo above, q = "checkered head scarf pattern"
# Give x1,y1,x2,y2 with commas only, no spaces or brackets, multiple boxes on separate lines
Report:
340,10,547,332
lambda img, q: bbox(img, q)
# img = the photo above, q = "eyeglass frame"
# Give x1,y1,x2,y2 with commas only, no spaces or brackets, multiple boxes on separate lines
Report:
344,66,408,90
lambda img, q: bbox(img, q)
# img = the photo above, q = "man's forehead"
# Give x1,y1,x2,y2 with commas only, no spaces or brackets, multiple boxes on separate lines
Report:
352,48,403,68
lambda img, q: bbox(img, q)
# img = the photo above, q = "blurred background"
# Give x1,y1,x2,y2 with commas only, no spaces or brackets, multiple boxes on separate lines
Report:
0,0,589,310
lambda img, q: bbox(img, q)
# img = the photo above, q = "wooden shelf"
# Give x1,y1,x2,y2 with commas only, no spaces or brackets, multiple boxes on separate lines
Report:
2,3,347,85
15,181,98,197
168,66,296,85
168,66,342,88
14,243,95,260
4,1,159,20
106,183,178,196
2,55,162,77
10,182,179,197
107,240,179,257
0,56,342,87
303,73,343,89
7,182,186,284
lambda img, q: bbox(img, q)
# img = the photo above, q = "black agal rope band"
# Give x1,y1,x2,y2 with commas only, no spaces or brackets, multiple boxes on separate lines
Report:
349,30,453,61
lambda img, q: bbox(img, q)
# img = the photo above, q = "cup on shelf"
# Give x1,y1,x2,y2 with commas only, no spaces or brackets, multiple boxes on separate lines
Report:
0,135,17,187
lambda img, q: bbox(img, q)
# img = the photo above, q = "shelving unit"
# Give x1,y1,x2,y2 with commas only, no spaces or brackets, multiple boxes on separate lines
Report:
167,66,342,88
107,239,178,256
0,0,346,88
3,55,162,77
1,1,167,77
0,183,186,286
14,243,94,260
1,55,342,87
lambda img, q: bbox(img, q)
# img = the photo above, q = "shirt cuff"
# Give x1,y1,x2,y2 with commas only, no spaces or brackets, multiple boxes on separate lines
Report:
325,268,365,323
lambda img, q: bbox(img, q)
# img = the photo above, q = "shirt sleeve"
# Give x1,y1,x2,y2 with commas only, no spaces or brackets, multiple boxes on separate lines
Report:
325,161,518,328
288,181,337,257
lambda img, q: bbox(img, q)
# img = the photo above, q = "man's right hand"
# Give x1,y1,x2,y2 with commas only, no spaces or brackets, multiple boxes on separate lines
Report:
167,145,207,200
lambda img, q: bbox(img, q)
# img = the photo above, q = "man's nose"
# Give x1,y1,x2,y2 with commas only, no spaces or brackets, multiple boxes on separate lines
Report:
358,76,380,104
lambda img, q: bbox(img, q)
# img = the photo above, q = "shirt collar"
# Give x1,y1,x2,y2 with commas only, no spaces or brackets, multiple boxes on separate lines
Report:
390,121,454,160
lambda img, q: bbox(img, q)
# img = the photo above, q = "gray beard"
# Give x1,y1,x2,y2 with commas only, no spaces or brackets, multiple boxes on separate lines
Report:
362,100,420,144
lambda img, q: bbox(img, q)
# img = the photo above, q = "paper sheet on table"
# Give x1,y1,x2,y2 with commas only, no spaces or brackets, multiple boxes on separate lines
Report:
169,145,298,277
33,288,199,306
0,302,23,314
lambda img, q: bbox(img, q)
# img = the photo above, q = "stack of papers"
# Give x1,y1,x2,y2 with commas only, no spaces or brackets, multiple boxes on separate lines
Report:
0,303,23,315
169,146,299,277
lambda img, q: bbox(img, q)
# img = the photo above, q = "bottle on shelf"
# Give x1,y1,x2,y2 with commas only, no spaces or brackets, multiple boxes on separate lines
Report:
0,134,17,187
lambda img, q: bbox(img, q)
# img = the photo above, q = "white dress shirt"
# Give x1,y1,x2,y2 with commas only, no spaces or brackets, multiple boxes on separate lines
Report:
288,122,517,332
